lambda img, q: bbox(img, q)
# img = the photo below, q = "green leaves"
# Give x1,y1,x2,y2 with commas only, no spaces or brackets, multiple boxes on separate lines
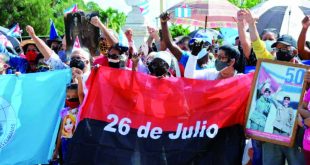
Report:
0,0,127,37
169,24,190,39
228,0,262,8
86,3,126,33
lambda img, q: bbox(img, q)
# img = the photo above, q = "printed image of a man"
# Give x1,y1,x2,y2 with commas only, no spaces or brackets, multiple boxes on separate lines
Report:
249,87,272,131
271,96,294,136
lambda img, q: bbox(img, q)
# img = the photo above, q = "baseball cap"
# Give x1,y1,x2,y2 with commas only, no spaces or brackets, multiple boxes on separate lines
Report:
271,35,297,48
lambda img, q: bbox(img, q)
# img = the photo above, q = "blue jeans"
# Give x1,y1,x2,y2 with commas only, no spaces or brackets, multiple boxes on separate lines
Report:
251,139,262,165
262,143,304,165
262,128,305,165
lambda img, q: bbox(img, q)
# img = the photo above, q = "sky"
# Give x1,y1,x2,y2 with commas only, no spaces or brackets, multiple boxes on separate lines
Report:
83,0,183,26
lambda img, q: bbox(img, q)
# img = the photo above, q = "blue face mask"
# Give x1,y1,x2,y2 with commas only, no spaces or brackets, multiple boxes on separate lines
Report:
263,40,276,52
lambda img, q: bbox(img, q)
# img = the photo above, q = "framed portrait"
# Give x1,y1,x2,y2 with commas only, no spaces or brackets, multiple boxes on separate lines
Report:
245,59,309,147
64,11,100,57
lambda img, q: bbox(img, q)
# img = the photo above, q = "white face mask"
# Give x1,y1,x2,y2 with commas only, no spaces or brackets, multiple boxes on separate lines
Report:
263,40,276,52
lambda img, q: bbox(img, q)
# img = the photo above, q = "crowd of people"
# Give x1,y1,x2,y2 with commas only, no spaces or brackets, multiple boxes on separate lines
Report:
2,8,310,165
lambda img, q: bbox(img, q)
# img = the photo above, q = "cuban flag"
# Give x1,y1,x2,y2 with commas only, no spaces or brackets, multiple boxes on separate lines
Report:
175,4,191,18
72,36,81,52
7,24,22,38
137,1,149,16
64,4,78,14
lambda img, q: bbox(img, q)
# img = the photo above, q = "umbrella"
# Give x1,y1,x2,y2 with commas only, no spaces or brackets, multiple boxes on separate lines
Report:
188,29,222,44
166,0,239,28
251,0,310,41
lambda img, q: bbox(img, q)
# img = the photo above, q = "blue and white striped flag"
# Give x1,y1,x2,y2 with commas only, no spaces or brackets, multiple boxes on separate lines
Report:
175,5,192,18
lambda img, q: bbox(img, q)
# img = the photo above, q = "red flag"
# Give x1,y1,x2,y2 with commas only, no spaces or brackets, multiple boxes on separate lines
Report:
72,36,81,51
80,67,254,130
69,67,254,164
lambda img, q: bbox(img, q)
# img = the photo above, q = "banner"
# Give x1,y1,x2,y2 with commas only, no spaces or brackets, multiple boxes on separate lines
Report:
66,67,254,164
0,69,71,165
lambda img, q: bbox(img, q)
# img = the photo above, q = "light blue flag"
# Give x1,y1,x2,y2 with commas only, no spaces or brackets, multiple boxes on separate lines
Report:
0,69,71,165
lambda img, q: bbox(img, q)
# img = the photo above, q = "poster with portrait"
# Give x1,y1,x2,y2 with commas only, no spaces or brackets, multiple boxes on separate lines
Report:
64,11,100,57
245,59,309,147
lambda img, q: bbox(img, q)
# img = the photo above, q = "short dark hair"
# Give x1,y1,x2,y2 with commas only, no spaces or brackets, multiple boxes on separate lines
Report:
261,28,279,39
284,96,290,100
219,45,244,73
67,83,78,90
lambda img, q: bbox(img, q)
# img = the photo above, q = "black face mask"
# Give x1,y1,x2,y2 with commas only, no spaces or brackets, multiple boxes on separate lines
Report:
148,59,169,77
276,49,294,62
108,61,126,68
215,59,229,71
108,54,126,68
70,57,85,70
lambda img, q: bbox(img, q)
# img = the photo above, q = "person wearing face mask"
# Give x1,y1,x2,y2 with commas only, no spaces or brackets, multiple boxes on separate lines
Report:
270,35,298,62
261,29,278,55
53,83,80,164
26,25,92,103
106,43,129,69
241,9,306,165
185,41,243,80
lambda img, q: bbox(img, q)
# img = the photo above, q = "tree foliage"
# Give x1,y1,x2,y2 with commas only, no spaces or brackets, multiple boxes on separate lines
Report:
228,0,262,8
0,0,53,36
169,24,190,39
0,0,127,36
86,2,126,33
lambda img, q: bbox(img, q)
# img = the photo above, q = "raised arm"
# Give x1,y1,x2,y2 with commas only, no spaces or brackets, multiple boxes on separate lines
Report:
160,12,183,60
243,10,259,42
237,10,252,60
26,25,54,61
243,9,273,59
298,16,310,59
90,16,118,46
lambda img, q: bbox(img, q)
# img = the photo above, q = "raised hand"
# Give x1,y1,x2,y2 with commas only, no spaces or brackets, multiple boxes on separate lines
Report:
160,12,171,23
237,10,245,23
302,15,310,29
243,9,258,24
90,16,102,27
191,40,204,56
26,25,36,37
131,52,141,64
